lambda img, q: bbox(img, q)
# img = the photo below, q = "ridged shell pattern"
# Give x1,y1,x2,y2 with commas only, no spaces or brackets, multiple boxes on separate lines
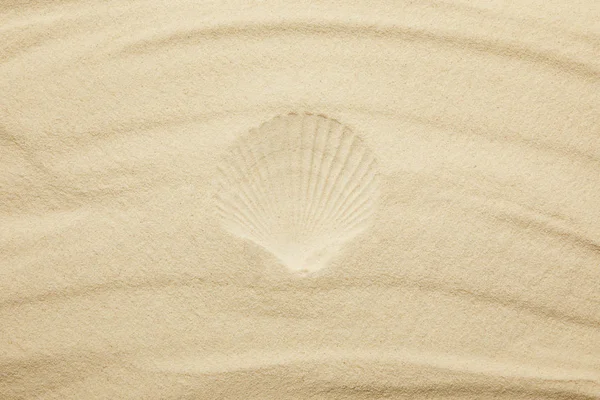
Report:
215,113,380,274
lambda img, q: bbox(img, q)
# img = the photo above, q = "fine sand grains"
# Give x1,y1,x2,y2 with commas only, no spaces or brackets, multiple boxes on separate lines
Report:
1,1,599,399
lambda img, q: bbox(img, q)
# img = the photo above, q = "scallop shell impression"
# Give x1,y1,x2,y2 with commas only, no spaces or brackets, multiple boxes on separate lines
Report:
215,113,380,275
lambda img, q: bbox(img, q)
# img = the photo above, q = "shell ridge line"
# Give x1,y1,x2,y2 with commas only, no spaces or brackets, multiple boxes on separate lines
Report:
310,132,358,235
228,145,273,234
298,115,307,231
294,114,307,230
215,200,269,244
241,133,278,233
215,188,269,236
270,117,289,236
296,118,308,230
337,196,379,232
334,191,378,230
215,165,231,190
305,116,335,232
241,147,301,173
302,115,330,231
281,117,290,235
233,133,278,238
323,133,368,227
328,160,379,225
326,173,378,231
339,213,374,239
288,115,299,234
324,148,375,224
239,140,279,237
275,116,295,234
300,115,322,229
302,116,321,228
323,187,376,239
255,123,281,235
316,117,342,224
331,178,379,233
298,115,309,229
294,115,303,229
305,121,347,234
217,151,272,240
340,162,379,213
216,204,266,242
220,149,274,236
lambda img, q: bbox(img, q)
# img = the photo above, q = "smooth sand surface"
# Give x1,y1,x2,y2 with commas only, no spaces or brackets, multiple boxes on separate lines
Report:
1,1,600,399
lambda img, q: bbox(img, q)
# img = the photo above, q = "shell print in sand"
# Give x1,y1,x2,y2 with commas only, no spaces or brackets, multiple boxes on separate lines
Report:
215,113,380,274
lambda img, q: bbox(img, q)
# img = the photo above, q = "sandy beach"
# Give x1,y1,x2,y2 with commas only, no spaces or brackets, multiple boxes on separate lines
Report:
1,1,599,398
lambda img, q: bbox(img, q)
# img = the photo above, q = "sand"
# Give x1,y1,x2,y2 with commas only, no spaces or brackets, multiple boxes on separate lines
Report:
1,0,599,399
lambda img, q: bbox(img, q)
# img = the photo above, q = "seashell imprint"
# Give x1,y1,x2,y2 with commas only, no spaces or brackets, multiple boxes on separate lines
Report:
215,113,380,274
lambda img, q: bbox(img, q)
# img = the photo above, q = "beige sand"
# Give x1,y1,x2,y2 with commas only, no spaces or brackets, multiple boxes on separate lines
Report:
1,1,600,398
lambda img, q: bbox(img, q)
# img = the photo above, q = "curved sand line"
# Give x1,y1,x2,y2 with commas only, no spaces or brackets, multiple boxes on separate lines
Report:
111,21,600,80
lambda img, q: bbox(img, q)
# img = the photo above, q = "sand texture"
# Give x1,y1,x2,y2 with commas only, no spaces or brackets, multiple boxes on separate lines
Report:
1,0,600,399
